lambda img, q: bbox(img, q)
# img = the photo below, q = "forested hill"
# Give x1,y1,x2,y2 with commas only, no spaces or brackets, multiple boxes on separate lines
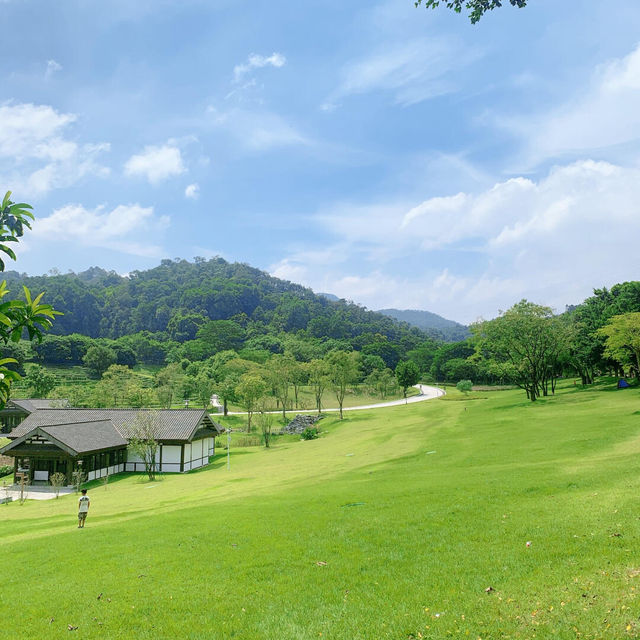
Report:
3,258,426,346
377,308,470,342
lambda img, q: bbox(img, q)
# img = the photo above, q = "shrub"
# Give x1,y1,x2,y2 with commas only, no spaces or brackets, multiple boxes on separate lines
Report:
0,465,12,478
456,379,473,394
301,427,319,441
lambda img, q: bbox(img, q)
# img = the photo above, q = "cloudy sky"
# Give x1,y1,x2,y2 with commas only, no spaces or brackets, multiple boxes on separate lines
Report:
1,0,639,324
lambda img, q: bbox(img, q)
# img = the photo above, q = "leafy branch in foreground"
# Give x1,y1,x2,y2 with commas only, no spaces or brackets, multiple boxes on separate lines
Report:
414,0,528,24
0,191,60,407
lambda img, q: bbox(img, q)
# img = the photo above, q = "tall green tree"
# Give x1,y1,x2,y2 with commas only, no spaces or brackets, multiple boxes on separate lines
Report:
154,363,184,408
269,354,295,420
25,365,57,398
396,360,420,398
472,300,569,402
236,373,268,433
326,350,360,419
83,345,117,378
307,358,330,414
96,364,135,406
598,313,640,375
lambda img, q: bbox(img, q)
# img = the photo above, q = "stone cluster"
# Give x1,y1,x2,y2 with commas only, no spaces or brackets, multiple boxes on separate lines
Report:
280,414,325,435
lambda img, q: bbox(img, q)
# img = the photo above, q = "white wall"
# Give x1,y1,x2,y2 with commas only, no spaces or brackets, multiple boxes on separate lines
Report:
88,463,124,480
159,444,182,473
123,437,214,474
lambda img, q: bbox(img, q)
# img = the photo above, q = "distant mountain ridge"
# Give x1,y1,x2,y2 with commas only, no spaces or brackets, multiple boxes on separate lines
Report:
377,308,470,342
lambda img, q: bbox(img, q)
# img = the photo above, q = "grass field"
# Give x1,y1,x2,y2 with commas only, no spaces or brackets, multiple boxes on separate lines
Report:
1,379,640,639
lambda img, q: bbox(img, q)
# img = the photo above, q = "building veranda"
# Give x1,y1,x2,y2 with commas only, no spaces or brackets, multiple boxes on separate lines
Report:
0,404,224,486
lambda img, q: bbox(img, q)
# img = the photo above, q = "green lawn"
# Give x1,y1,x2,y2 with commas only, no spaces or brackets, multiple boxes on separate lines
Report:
1,380,640,638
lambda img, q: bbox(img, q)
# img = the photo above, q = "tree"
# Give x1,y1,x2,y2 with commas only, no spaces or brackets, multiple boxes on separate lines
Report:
72,469,87,493
193,371,215,408
456,379,473,394
124,383,156,408
366,368,398,399
25,365,57,398
154,363,183,408
289,360,307,409
236,373,268,433
215,372,239,416
396,360,420,398
414,0,527,24
96,364,135,406
256,398,274,448
307,358,330,414
472,300,569,402
361,354,386,377
0,192,59,408
50,471,66,498
197,319,245,353
598,313,640,376
326,350,360,419
269,354,295,420
128,411,160,480
83,345,117,378
442,357,477,382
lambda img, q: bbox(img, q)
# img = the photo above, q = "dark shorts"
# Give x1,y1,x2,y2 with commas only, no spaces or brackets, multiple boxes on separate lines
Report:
78,512,87,521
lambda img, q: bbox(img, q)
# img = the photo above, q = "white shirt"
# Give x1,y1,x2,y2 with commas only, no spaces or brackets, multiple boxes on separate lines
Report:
78,495,90,513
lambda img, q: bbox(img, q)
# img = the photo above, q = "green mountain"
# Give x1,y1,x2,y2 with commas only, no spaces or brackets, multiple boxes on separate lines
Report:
377,308,470,342
3,258,433,368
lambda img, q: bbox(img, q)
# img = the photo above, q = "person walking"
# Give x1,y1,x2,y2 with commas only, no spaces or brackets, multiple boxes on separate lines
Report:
78,489,90,528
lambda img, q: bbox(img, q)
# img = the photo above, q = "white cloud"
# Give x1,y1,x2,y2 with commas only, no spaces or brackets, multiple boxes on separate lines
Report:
185,183,199,199
233,52,286,82
45,59,62,79
124,144,185,184
0,103,75,160
32,203,169,257
206,106,309,151
0,102,109,195
503,43,640,164
324,37,476,109
271,159,640,323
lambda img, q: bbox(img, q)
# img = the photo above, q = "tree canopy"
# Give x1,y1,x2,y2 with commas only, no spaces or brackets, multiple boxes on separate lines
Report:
598,313,640,376
414,0,528,23
0,192,59,407
472,300,569,401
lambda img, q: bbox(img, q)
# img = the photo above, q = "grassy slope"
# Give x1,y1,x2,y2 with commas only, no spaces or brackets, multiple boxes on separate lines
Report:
1,381,640,639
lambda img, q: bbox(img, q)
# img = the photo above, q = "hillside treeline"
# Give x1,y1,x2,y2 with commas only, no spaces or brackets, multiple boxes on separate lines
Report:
3,257,435,369
5,259,640,407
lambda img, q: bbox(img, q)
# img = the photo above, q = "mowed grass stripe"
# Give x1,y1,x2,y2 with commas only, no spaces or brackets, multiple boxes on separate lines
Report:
2,381,640,639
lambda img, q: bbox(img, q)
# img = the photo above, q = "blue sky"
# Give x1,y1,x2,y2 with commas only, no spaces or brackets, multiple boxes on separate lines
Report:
2,0,640,323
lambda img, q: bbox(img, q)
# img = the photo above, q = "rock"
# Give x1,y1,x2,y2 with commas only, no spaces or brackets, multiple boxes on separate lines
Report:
280,414,325,435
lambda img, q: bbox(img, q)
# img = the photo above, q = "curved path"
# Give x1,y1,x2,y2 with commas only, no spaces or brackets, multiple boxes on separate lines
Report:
227,384,445,416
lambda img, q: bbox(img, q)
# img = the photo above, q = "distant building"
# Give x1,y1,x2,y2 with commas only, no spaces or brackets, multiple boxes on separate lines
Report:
0,407,224,485
0,398,69,433
210,394,223,413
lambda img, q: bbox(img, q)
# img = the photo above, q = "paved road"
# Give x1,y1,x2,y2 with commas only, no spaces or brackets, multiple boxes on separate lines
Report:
227,384,445,416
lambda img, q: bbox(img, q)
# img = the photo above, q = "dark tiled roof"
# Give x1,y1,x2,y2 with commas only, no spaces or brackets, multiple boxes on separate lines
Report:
8,409,223,441
41,420,127,454
8,398,69,413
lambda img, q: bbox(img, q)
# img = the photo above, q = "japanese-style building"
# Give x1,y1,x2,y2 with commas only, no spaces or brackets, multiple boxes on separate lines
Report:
0,407,224,485
0,398,69,433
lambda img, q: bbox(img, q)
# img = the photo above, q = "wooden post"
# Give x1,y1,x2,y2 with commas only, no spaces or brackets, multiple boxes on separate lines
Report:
12,457,17,484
